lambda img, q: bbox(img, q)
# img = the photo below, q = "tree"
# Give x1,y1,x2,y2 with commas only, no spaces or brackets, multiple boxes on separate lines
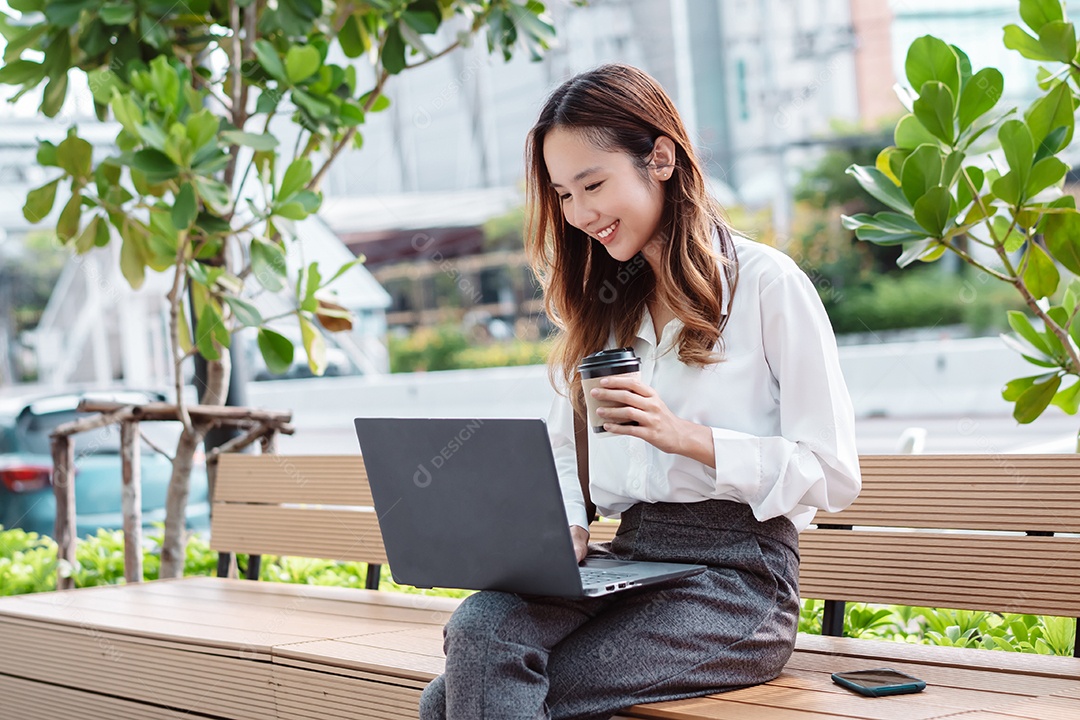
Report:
0,0,558,576
843,0,1080,436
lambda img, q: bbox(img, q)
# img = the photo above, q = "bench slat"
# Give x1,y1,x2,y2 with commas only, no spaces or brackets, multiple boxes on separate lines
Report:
800,530,1080,616
210,503,389,564
216,454,373,505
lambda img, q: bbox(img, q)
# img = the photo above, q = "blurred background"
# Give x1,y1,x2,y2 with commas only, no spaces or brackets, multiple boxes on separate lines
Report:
1,0,1078,458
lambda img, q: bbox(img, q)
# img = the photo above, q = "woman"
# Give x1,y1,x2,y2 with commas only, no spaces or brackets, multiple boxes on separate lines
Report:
419,63,861,720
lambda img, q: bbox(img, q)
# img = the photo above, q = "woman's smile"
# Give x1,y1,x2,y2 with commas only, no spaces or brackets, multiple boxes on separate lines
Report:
595,220,619,244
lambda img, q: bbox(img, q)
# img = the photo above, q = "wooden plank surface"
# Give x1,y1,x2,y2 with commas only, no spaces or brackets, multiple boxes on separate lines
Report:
210,503,389,563
799,531,1080,616
216,454,371,505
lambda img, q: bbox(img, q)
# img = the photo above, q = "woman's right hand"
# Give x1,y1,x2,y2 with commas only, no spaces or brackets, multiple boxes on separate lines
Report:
570,525,590,564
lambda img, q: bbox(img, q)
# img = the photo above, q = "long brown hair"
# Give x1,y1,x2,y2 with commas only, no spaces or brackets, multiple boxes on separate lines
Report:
525,63,739,413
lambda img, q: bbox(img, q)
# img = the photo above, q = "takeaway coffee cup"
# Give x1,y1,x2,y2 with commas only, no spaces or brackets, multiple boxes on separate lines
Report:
578,348,642,435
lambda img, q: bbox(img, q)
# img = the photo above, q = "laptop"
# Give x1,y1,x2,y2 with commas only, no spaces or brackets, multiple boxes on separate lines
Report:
353,417,707,598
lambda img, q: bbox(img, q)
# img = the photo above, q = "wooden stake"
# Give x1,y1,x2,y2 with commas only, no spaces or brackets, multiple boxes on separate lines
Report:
120,421,143,585
51,435,76,591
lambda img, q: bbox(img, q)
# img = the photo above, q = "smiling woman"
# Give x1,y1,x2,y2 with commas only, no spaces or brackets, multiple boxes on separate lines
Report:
418,64,862,720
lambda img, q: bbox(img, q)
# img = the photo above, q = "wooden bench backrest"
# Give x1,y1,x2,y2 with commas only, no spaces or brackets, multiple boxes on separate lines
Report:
802,455,1080,618
212,453,1080,617
211,454,388,564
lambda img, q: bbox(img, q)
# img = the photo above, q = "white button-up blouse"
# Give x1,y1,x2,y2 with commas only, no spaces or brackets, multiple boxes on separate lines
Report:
547,234,861,533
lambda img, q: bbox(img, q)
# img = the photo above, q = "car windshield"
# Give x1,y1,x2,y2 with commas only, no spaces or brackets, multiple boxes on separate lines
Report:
16,411,184,458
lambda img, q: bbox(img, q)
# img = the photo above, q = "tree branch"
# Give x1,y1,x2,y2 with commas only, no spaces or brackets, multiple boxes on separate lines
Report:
166,244,194,435
308,69,390,191
404,40,462,70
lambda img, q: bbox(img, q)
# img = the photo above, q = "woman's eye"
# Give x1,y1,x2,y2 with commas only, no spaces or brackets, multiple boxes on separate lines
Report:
559,192,572,202
585,182,602,192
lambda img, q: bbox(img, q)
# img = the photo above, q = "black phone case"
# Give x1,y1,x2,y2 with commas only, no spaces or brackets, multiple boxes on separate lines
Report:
831,669,927,697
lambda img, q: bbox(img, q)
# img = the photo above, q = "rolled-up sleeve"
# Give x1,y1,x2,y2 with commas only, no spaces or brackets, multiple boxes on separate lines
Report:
711,271,861,523
547,388,591,530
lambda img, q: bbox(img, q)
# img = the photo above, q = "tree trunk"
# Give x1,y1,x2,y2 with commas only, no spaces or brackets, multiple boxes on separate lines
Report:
159,353,230,578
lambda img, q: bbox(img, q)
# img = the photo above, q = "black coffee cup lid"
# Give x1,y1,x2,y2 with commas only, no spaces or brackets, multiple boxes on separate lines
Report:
578,347,639,373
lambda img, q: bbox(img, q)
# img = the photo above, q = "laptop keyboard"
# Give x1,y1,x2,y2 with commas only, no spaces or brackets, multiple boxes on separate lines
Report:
579,568,638,585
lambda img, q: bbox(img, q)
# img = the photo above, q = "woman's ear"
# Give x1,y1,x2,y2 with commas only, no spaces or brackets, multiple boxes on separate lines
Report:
650,136,677,181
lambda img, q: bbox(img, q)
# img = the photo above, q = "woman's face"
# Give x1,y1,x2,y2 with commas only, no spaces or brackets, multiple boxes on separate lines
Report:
543,127,670,267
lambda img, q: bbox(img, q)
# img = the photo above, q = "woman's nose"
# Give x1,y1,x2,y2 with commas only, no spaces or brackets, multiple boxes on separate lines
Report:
568,197,599,230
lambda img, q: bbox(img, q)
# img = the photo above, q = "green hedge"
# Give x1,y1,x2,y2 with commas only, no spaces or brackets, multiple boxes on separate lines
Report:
1,527,1072,655
822,271,1027,336
389,325,549,373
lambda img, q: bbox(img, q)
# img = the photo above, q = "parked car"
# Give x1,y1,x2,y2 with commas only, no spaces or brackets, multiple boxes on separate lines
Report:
0,390,210,539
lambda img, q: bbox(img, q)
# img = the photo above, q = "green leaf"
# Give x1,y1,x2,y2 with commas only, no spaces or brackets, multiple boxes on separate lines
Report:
339,14,369,58
224,296,263,327
285,45,321,84
254,39,287,82
1038,20,1077,62
900,145,944,205
1002,374,1047,402
56,192,81,241
913,82,956,144
44,0,93,27
956,167,985,210
1051,379,1080,414
186,109,219,150
958,68,1003,131
220,130,279,151
119,221,148,289
1003,24,1058,61
999,120,1035,189
897,238,937,267
257,328,294,375
250,238,287,292
131,149,179,184
74,215,101,253
905,36,961,99
894,113,940,150
1008,311,1055,357
1027,156,1067,197
171,182,197,231
279,157,312,199
274,201,308,220
41,72,68,117
176,305,193,354
359,91,390,112
299,314,326,375
23,178,59,223
1044,211,1080,275
0,59,44,85
1023,242,1059,300
100,2,135,24
1025,82,1075,152
195,303,224,361
381,24,407,75
302,261,321,312
1014,374,1061,424
192,176,231,214
846,165,913,213
1020,0,1064,32
913,186,953,236
993,216,1027,252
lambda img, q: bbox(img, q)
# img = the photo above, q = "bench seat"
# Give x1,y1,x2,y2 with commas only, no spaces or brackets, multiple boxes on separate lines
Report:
3,452,1080,719
2,575,1079,719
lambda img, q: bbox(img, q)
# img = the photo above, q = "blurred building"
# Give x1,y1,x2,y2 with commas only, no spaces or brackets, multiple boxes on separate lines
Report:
324,0,883,331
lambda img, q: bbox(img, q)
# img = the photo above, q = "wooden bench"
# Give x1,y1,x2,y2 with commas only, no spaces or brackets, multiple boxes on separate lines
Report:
1,453,1079,720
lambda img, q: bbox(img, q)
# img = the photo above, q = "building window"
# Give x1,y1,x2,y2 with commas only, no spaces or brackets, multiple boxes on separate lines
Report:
736,59,750,121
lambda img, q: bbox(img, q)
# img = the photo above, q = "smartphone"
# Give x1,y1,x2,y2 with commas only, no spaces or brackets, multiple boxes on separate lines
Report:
831,668,926,697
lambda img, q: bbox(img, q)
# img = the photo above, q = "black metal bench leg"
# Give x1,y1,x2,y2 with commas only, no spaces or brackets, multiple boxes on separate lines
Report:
365,563,382,590
216,552,232,579
822,599,846,637
246,554,262,581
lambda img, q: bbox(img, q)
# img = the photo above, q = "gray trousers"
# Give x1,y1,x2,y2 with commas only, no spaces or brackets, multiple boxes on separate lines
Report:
418,500,800,720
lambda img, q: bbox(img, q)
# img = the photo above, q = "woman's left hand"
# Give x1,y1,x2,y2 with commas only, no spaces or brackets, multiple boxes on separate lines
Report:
592,375,715,466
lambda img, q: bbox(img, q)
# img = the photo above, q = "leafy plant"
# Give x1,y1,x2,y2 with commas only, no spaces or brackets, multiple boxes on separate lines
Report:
843,0,1080,433
0,0,560,577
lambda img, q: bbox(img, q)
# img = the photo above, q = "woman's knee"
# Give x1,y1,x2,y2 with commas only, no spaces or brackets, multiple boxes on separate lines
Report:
418,675,446,720
444,591,520,646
